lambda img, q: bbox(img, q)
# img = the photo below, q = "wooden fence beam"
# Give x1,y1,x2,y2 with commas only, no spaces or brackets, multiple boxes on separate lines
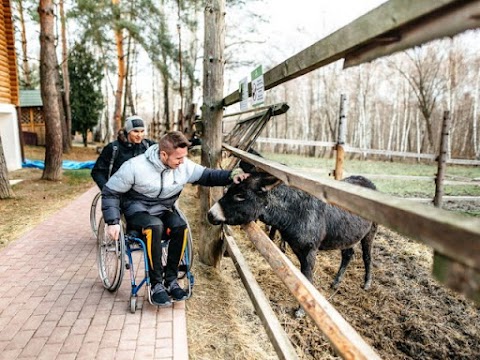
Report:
254,137,480,165
344,0,480,68
241,222,381,360
223,229,299,360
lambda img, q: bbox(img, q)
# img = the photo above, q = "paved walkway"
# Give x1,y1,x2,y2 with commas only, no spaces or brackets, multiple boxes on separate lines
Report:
0,187,188,360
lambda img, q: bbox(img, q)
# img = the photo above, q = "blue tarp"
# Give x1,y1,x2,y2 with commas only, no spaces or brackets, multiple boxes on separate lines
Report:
22,159,95,170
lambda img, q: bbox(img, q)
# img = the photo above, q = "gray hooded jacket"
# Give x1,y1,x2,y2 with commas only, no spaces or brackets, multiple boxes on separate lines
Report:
101,144,232,225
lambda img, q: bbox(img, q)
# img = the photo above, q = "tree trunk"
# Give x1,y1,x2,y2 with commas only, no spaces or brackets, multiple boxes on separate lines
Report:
60,0,72,152
0,134,14,199
112,0,125,134
161,54,171,132
198,0,225,267
177,0,184,131
16,0,32,88
473,66,480,158
56,68,68,153
123,35,136,117
39,0,63,181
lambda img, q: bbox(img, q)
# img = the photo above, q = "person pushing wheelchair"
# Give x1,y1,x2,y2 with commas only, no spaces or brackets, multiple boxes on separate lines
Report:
101,131,249,306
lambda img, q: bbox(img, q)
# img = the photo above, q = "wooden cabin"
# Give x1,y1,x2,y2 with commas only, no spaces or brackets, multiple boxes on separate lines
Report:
19,89,44,146
0,0,22,171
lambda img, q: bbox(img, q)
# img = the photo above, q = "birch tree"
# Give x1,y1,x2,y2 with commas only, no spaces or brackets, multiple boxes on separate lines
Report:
391,46,445,153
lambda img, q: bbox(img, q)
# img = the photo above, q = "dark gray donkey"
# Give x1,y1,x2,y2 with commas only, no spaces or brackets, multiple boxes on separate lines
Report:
208,173,378,291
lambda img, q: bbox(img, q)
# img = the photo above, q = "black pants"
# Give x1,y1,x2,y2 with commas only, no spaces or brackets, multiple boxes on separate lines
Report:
126,211,188,286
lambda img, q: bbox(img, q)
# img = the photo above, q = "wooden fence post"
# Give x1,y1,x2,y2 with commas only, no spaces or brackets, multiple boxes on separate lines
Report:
198,0,226,267
334,94,347,180
433,111,451,208
430,110,479,303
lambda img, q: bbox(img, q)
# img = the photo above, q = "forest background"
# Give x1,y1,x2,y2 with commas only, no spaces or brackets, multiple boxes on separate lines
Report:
10,0,480,162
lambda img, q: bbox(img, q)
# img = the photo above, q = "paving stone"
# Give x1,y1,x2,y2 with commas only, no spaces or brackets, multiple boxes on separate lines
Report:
0,188,188,359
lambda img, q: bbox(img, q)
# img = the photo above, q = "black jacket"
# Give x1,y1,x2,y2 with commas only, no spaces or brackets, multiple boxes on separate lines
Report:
91,131,156,190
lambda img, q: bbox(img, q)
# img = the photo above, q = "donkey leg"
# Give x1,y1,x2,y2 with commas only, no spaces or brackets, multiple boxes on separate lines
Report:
331,248,355,289
360,225,377,290
294,248,317,318
269,227,286,253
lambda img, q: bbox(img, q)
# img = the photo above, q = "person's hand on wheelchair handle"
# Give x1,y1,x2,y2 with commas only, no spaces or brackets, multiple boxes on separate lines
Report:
107,224,121,240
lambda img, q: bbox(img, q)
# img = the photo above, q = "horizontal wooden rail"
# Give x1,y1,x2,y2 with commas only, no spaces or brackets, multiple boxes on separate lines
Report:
224,144,480,273
241,222,381,360
255,137,480,165
223,228,299,360
223,103,289,120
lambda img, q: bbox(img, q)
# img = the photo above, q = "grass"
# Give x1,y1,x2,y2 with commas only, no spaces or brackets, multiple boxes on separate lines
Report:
263,151,480,198
1,144,98,249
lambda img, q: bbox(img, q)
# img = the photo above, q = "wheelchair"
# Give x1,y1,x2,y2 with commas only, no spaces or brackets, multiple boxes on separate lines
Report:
96,205,194,313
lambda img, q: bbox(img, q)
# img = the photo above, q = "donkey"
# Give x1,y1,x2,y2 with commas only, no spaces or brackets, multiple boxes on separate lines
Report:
208,172,378,291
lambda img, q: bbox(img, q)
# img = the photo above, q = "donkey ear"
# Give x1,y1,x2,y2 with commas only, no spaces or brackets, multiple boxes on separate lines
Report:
259,174,282,192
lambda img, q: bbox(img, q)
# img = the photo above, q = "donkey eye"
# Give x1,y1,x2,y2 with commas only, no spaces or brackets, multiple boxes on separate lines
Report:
233,194,246,202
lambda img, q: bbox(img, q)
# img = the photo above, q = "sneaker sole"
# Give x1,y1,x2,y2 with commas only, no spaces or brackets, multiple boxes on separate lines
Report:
171,296,188,302
151,299,172,307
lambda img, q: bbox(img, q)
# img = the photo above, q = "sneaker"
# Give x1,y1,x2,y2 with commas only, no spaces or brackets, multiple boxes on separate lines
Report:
166,280,188,301
151,283,171,306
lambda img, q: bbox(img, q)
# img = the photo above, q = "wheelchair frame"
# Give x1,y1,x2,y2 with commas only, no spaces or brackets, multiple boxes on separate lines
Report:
96,203,194,313
90,192,102,237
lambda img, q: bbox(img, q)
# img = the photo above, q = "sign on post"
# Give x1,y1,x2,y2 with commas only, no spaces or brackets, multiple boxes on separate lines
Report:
251,65,265,107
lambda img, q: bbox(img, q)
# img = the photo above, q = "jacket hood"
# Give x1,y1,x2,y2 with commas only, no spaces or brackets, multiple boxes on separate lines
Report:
144,144,166,170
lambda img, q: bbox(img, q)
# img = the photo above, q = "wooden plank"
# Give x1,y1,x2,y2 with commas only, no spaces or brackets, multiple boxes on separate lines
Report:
223,0,480,106
241,222,381,360
406,196,480,202
433,252,480,303
224,229,299,360
223,102,289,119
345,0,480,67
223,144,480,272
255,137,480,165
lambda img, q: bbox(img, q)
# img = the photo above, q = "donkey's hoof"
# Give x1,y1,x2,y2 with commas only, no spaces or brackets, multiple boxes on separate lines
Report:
363,280,372,290
330,281,340,290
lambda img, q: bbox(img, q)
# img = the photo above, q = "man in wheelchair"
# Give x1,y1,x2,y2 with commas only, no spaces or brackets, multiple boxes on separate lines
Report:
101,131,249,306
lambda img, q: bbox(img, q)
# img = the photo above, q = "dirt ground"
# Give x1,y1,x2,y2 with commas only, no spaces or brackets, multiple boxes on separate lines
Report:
3,146,479,359
181,185,480,360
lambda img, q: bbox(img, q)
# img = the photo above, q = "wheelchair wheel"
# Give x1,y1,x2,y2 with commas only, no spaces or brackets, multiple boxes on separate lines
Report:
130,295,137,313
97,217,125,292
90,192,102,237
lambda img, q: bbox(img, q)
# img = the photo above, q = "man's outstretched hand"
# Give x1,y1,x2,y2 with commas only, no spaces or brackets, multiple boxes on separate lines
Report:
232,172,250,184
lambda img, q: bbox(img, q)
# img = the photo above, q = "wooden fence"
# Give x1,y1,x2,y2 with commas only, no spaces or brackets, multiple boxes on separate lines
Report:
215,0,480,359
254,137,480,166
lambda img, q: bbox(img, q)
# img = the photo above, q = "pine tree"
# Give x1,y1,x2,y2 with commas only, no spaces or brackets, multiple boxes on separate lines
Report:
69,42,104,147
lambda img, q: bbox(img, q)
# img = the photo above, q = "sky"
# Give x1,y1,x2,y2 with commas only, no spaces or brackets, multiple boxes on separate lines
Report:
252,0,387,51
